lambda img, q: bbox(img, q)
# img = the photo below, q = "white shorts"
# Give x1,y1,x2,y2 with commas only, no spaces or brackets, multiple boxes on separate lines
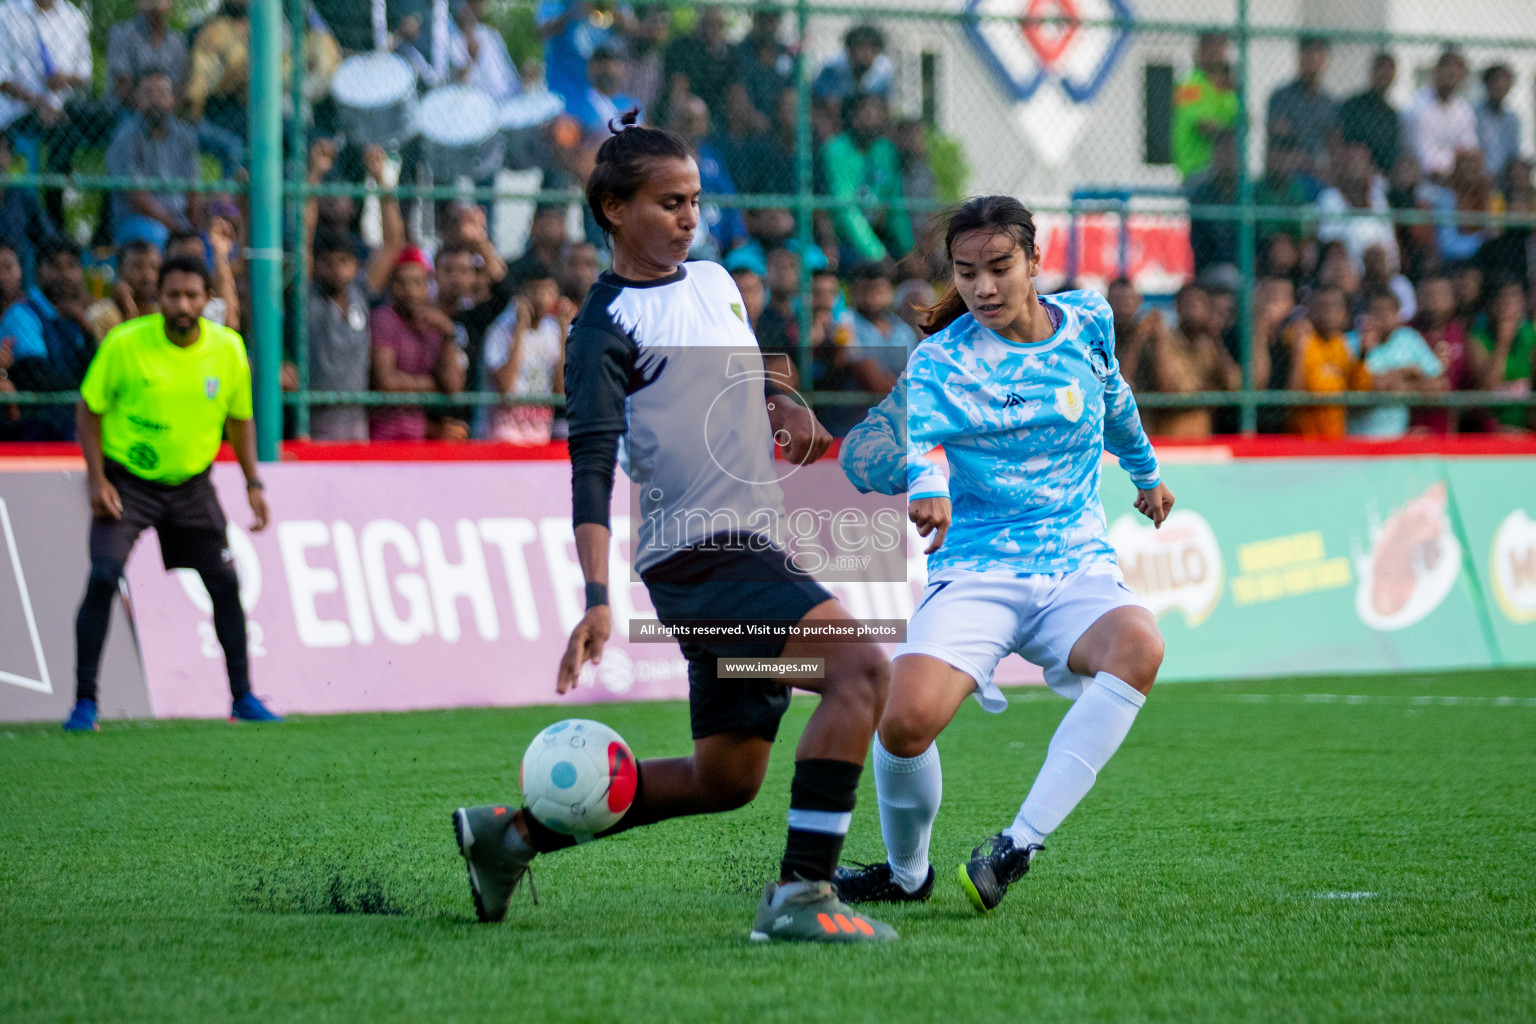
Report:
894,561,1147,710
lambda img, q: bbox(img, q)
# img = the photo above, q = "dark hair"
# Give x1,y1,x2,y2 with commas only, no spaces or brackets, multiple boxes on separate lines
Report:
515,259,554,284
1298,36,1329,52
1371,51,1395,68
1483,63,1513,87
844,24,884,51
312,226,355,259
158,253,211,291
436,240,480,265
841,90,885,126
166,229,203,255
1175,282,1208,304
36,236,81,264
1107,275,1135,291
919,195,1039,335
135,66,172,87
584,109,691,236
849,262,890,284
118,238,159,262
1365,287,1401,308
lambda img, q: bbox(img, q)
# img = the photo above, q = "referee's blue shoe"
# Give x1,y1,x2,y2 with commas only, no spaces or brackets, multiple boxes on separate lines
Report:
63,699,99,732
230,694,283,722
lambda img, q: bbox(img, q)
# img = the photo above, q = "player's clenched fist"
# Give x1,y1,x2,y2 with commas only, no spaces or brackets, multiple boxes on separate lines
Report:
910,495,951,554
1134,482,1175,529
90,476,123,520
767,397,831,465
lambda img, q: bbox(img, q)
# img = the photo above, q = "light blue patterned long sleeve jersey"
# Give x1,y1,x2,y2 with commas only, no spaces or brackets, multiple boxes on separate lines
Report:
838,290,1161,575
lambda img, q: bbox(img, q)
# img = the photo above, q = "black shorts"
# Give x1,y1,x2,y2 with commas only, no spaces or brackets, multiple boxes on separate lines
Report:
641,541,833,742
90,460,230,573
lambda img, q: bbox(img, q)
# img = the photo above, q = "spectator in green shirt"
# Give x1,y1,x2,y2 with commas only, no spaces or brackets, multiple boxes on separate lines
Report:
821,92,912,267
1173,33,1239,180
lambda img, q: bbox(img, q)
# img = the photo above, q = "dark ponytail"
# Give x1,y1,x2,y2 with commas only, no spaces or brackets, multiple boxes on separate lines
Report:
918,195,1039,335
584,108,691,235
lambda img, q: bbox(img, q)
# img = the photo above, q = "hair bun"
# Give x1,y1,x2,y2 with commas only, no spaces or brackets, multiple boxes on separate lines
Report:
607,108,643,135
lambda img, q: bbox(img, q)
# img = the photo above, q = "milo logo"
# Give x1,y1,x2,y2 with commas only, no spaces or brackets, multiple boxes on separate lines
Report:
1491,509,1536,624
1109,509,1225,626
127,442,159,472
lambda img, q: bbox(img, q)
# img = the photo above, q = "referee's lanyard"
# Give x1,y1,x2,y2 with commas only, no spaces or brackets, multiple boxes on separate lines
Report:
32,10,59,92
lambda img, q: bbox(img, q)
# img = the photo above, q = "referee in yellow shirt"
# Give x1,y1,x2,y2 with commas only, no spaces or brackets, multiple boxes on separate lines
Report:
64,255,281,731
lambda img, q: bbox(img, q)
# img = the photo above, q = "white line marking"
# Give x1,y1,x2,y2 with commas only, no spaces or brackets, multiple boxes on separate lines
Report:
0,498,51,694
1313,892,1377,900
1216,694,1536,708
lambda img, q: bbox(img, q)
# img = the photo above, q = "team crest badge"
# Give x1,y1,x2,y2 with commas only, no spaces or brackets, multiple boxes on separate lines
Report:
1054,379,1085,422
205,376,220,400
730,302,746,323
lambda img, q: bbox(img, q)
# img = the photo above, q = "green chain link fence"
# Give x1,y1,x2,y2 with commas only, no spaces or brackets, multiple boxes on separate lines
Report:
4,0,1536,450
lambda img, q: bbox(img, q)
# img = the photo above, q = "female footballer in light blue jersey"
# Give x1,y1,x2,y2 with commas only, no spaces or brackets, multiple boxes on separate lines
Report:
835,195,1176,913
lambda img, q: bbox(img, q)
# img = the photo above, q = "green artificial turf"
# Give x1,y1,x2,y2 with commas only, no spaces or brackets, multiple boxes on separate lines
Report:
2,671,1534,1023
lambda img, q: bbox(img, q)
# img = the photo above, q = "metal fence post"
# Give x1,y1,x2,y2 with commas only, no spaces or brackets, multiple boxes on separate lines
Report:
1235,0,1258,435
248,0,284,462
289,0,311,440
794,0,815,396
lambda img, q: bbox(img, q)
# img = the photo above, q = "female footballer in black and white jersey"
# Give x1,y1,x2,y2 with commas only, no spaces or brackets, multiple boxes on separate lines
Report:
452,111,897,944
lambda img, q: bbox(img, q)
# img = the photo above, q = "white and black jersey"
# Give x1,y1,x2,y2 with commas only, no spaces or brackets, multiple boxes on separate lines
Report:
564,260,788,575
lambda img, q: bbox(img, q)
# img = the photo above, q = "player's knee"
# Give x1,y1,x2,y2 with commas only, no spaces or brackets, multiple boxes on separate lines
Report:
199,566,241,602
712,776,762,812
85,559,125,597
824,646,889,717
878,704,945,758
1108,622,1163,693
694,765,762,811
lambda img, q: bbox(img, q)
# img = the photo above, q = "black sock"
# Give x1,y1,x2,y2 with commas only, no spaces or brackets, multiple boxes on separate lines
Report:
781,758,862,883
74,561,123,703
519,764,658,854
200,566,250,700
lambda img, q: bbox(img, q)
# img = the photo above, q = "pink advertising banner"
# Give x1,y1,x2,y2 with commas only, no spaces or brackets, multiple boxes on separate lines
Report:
125,462,1044,719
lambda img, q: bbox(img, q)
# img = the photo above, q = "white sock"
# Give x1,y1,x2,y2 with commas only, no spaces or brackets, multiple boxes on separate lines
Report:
874,736,942,892
771,881,810,907
1006,672,1145,849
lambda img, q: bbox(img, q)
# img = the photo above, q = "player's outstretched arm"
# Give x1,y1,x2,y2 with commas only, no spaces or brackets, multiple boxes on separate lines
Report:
559,323,632,694
557,523,613,694
1103,372,1173,528
1102,367,1161,488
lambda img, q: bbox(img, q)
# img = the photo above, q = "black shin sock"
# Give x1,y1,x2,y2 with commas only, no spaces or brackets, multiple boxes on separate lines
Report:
200,567,250,700
781,758,863,883
74,561,123,703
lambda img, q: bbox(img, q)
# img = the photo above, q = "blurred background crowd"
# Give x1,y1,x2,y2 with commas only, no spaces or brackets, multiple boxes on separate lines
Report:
0,0,1533,444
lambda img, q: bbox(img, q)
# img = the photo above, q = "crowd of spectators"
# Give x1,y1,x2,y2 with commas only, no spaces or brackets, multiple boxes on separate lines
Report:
1171,35,1536,437
0,4,1532,444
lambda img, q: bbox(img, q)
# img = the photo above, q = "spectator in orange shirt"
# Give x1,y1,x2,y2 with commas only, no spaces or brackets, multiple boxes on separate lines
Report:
1288,284,1371,438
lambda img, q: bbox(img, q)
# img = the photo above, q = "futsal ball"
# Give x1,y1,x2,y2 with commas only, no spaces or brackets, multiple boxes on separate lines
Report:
520,719,638,837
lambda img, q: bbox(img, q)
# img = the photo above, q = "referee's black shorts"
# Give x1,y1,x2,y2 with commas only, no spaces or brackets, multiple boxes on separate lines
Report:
90,459,231,573
641,540,833,743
